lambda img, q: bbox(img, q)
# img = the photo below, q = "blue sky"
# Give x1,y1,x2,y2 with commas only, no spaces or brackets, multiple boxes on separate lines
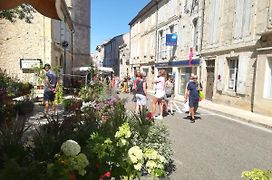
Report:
90,0,150,53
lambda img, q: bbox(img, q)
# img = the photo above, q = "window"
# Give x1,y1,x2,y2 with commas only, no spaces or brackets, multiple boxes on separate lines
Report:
158,30,165,60
178,67,192,95
264,58,272,98
228,58,239,91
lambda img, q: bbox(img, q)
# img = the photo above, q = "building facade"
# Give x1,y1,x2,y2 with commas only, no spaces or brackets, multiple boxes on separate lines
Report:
103,34,125,75
129,0,203,99
201,0,272,116
0,0,90,84
119,32,130,78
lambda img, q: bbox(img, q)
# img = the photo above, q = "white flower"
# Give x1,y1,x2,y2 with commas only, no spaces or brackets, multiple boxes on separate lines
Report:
81,101,96,111
128,146,143,164
134,163,142,171
159,155,166,163
144,148,159,160
61,140,81,156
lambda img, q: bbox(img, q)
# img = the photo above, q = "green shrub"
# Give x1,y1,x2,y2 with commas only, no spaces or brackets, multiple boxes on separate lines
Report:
242,168,272,180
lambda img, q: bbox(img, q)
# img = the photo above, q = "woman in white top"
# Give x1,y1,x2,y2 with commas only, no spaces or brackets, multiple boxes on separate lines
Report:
151,69,166,119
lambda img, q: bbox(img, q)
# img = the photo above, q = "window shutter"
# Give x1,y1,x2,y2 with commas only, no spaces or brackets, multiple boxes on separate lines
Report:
233,0,243,39
237,55,249,94
242,0,251,37
208,0,216,44
216,57,225,91
212,0,221,44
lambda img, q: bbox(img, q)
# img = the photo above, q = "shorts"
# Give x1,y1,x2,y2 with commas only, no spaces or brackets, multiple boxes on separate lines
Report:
44,91,55,102
154,90,165,99
135,94,147,106
166,94,174,101
189,98,199,108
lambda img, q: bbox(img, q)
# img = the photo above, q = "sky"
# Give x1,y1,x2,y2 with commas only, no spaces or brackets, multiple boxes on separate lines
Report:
90,0,150,53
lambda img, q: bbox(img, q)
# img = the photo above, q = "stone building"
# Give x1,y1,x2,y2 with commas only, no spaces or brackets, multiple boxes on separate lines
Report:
118,32,130,78
103,34,126,76
129,0,203,98
201,0,272,116
0,0,90,84
129,0,158,90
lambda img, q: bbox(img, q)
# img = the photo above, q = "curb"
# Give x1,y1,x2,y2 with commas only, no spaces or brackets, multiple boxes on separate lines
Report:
199,106,272,130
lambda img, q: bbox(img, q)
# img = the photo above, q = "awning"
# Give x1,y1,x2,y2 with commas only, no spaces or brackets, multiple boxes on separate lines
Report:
155,59,201,68
0,0,74,31
72,66,114,73
98,67,114,72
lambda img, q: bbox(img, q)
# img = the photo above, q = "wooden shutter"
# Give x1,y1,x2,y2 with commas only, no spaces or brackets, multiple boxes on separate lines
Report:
233,0,243,39
242,0,252,37
208,0,216,44
237,55,249,94
212,0,221,44
216,57,225,91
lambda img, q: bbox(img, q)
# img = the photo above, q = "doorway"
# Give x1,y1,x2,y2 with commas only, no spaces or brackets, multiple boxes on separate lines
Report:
206,60,215,100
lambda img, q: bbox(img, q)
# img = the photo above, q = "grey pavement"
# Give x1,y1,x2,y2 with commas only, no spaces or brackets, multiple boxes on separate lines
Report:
147,90,272,130
199,99,272,130
119,92,272,180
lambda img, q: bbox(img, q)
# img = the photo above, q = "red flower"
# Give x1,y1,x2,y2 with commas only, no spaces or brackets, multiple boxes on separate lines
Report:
69,173,77,180
146,112,154,122
104,171,111,177
100,171,111,180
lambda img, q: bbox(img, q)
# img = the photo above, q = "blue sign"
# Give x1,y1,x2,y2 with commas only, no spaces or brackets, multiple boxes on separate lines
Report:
155,59,200,67
166,33,177,46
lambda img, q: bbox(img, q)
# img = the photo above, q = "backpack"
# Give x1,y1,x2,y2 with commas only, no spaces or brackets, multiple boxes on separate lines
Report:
165,81,174,96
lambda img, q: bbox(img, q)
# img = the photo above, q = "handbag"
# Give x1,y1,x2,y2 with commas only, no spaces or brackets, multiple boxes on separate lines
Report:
182,101,190,112
199,90,205,101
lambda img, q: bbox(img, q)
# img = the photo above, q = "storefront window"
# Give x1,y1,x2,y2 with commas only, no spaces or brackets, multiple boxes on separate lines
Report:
178,67,192,95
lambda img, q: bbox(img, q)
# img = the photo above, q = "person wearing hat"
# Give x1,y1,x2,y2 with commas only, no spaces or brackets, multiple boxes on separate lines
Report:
43,63,57,116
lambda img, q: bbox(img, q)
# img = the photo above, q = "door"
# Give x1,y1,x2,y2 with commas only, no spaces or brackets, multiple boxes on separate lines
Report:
206,60,215,100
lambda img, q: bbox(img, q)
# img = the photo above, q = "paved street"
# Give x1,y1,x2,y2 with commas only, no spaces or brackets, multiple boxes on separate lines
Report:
120,93,272,180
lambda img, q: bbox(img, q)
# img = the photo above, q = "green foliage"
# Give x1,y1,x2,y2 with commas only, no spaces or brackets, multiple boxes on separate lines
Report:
54,83,63,105
62,98,82,112
0,4,35,23
0,68,33,102
129,111,173,165
79,81,108,102
242,168,272,180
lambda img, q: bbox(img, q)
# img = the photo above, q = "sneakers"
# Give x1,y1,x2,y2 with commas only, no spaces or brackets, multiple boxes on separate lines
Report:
155,115,163,120
190,116,195,123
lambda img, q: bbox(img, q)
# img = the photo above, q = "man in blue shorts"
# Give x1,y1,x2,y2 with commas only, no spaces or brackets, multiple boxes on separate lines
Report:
184,75,199,123
43,63,57,116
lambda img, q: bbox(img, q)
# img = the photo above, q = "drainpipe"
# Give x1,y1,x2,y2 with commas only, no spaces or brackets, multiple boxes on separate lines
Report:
63,16,67,76
43,16,46,64
251,58,257,112
199,0,206,82
154,0,159,66
129,28,132,74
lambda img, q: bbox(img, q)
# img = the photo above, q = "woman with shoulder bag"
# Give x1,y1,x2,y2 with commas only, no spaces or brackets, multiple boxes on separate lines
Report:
165,76,174,115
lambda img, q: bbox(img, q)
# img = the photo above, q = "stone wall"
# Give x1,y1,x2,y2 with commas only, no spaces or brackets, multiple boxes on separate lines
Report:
0,13,52,82
71,0,91,68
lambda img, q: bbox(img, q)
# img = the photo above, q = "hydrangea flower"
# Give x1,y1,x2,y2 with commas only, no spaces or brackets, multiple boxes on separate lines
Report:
115,122,132,139
128,146,144,171
69,153,89,176
61,140,81,156
144,148,166,175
